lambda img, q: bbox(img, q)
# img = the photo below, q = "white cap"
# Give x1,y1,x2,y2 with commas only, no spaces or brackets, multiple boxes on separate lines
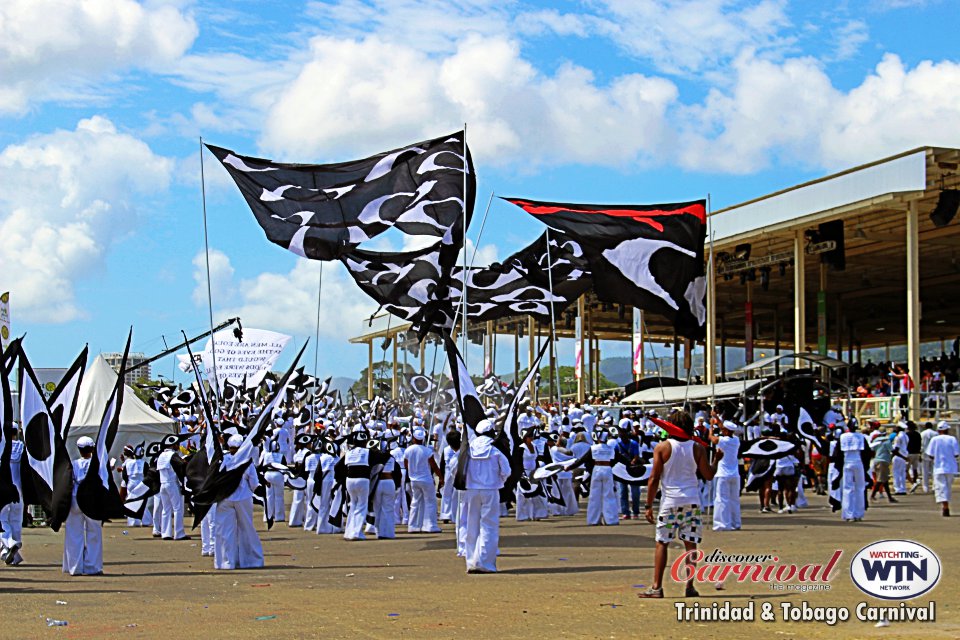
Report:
77,436,95,449
722,420,742,434
618,418,632,430
412,427,427,441
938,421,951,431
227,434,243,448
476,419,496,436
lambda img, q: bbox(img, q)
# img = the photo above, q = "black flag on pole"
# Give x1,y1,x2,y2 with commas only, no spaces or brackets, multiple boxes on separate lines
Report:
505,198,707,339
207,132,475,260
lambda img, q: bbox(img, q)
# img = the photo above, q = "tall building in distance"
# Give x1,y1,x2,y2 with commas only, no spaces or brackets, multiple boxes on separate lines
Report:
103,352,151,387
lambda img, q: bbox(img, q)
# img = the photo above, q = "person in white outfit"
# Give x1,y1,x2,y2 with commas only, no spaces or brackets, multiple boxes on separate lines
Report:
569,427,621,525
514,430,542,522
288,435,311,526
462,420,511,573
548,435,579,516
156,439,188,540
926,422,959,517
259,439,286,524
63,437,103,576
342,429,391,541
439,430,461,523
919,422,937,494
303,442,322,531
121,444,153,529
710,421,742,531
839,422,867,522
892,423,910,494
371,441,398,539
314,442,340,534
404,428,443,533
215,435,264,570
0,435,24,565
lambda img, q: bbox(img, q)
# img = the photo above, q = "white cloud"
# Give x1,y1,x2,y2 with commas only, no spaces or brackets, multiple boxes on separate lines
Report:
0,117,174,321
680,52,960,172
193,251,379,339
259,33,678,169
0,0,197,114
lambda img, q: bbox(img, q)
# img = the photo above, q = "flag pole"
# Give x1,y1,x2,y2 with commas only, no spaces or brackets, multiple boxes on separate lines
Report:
311,262,324,429
461,123,469,371
543,228,562,409
198,136,222,418
641,316,668,407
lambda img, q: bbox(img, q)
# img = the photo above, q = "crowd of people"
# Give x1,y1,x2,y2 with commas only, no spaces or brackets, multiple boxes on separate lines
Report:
0,387,957,598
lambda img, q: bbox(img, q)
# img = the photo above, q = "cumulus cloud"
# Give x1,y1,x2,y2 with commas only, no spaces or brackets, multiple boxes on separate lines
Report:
0,0,197,114
0,117,174,321
192,250,379,339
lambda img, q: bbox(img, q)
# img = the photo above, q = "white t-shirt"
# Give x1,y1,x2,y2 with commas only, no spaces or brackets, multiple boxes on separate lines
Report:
715,436,740,478
928,434,960,475
156,450,180,486
403,444,435,483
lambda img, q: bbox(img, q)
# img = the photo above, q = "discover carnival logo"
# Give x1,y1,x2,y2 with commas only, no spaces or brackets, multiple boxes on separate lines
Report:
850,540,941,600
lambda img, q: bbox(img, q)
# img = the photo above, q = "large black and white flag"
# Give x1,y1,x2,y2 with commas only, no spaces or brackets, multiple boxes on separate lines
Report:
342,240,459,338
456,231,591,321
442,334,489,491
207,132,475,260
500,340,549,455
47,347,88,440
18,349,75,530
77,330,134,522
506,198,707,340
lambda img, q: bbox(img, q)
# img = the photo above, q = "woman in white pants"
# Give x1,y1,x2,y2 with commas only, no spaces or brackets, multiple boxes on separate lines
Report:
548,438,579,516
314,446,339,534
439,431,461,523
303,445,321,531
215,435,264,570
342,429,392,540
259,440,286,524
288,436,312,526
710,421,742,531
371,448,398,539
63,437,103,576
404,428,443,533
569,428,621,525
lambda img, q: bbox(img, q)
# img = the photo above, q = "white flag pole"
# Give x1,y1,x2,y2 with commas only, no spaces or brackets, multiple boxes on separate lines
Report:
312,262,324,428
198,137,222,418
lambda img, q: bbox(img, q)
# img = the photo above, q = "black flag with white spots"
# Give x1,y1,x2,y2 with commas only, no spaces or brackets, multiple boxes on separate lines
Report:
207,132,475,261
505,198,707,340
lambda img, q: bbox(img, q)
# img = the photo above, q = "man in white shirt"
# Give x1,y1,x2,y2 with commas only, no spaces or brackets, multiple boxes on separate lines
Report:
920,422,938,494
404,428,442,533
462,419,511,573
926,422,959,517
710,421,742,531
839,422,867,522
63,437,103,576
156,438,188,540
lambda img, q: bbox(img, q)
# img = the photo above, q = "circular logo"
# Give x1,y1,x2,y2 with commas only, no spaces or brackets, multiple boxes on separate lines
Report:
44,381,56,393
0,326,7,340
850,540,941,600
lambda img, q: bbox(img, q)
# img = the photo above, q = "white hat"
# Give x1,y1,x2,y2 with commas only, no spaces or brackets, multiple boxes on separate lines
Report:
412,427,427,441
77,436,95,449
227,434,243,448
618,418,632,430
722,420,742,434
938,421,951,432
476,419,496,436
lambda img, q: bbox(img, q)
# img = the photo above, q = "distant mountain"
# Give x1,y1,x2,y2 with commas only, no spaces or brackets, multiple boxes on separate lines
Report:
330,377,355,396
599,357,633,386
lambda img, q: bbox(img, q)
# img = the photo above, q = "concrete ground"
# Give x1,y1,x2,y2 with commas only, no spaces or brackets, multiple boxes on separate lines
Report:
2,488,957,640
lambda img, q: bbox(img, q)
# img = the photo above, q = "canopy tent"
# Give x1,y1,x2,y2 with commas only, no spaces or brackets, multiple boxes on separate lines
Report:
67,355,177,457
737,352,850,374
620,380,762,405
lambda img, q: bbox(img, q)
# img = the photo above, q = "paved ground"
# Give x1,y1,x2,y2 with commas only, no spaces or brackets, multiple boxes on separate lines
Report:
3,489,957,639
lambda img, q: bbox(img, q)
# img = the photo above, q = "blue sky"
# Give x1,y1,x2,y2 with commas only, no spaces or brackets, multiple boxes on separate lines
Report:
3,0,959,384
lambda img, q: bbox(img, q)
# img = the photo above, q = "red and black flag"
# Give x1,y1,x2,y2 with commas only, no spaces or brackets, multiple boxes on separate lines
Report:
504,198,707,340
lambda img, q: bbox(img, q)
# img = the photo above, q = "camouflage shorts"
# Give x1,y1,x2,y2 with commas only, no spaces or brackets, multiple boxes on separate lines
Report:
655,504,703,544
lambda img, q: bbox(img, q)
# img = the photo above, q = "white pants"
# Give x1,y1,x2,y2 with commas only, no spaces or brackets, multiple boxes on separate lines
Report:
439,469,458,521
63,499,102,575
159,483,186,539
586,466,618,525
394,474,409,525
344,477,370,540
700,479,714,508
127,493,153,527
0,501,23,564
712,475,741,530
463,489,500,572
263,471,286,523
201,504,217,555
152,495,162,535
408,479,441,533
303,476,318,531
373,480,397,539
934,473,954,504
893,457,907,493
842,462,866,520
288,487,306,526
922,458,934,493
796,481,808,508
315,475,338,534
557,477,578,516
214,498,263,570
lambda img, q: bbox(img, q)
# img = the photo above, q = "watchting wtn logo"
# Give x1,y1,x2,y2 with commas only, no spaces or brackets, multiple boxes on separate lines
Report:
850,540,941,600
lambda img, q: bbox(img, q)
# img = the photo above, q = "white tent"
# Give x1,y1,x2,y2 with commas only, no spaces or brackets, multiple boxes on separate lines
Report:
67,355,176,458
620,380,762,405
